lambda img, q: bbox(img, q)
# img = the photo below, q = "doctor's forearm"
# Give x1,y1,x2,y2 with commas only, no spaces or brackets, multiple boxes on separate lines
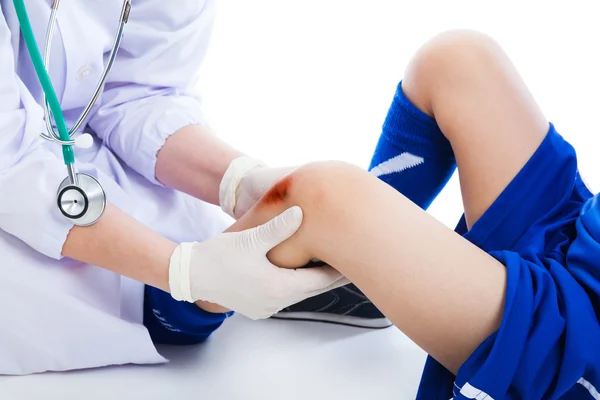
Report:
60,204,229,314
61,203,175,292
155,124,244,205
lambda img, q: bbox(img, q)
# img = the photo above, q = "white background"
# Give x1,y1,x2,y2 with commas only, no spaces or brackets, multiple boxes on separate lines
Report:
200,0,600,228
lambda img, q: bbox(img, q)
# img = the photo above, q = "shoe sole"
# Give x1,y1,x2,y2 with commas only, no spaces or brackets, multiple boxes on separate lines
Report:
271,311,393,329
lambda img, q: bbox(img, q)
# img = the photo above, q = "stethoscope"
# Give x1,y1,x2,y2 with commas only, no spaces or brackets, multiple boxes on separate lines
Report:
12,0,131,226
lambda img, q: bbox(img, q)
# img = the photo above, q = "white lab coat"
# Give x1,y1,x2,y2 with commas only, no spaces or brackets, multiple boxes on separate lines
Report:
0,0,230,374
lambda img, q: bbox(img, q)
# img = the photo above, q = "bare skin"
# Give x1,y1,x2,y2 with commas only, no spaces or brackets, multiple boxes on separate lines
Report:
155,124,244,206
224,30,549,373
403,30,548,228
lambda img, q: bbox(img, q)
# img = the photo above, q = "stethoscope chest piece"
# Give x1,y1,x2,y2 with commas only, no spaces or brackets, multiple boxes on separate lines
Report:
57,173,106,226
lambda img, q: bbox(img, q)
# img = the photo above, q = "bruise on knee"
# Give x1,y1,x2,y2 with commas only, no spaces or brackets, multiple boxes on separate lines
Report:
251,173,321,269
258,174,294,207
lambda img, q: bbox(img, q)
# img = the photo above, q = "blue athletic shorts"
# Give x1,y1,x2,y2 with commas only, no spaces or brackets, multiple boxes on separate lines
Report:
417,124,600,399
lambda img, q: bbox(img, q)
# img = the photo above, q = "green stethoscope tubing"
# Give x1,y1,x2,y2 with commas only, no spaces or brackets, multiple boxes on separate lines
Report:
12,0,75,165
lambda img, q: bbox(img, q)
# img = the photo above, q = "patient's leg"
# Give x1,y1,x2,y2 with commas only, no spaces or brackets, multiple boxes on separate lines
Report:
225,161,506,375
222,30,546,373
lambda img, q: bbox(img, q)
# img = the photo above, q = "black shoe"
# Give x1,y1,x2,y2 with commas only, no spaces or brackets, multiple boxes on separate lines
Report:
271,283,392,329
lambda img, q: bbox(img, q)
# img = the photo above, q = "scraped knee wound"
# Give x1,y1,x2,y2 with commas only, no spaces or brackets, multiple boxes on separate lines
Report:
260,174,293,206
259,174,321,269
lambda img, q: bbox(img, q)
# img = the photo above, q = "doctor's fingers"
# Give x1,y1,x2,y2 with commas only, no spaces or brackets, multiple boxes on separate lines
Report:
251,206,304,251
273,265,347,298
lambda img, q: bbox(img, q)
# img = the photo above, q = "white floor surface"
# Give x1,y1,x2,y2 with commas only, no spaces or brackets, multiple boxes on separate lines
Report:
0,316,427,400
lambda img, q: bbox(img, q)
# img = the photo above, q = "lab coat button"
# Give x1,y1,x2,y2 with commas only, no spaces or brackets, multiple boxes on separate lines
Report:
76,65,93,81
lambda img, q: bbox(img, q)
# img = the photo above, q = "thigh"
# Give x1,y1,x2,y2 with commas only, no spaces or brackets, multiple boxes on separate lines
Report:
403,30,549,228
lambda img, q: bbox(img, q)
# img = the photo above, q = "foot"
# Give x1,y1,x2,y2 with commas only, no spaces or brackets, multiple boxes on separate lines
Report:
271,283,392,329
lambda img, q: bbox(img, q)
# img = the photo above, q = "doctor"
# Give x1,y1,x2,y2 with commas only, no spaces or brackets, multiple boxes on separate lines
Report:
0,0,345,374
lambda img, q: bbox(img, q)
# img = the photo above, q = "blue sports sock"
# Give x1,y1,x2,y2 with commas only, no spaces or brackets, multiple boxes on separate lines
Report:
143,285,233,345
369,82,456,209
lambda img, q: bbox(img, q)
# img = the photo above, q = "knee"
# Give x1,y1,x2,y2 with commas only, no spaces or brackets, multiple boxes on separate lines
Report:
256,160,361,267
263,160,363,222
403,30,507,111
235,160,359,232
287,161,362,202
407,30,505,83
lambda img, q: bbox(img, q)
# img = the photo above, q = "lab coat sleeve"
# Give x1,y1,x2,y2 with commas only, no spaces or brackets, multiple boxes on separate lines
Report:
88,0,217,185
0,10,74,260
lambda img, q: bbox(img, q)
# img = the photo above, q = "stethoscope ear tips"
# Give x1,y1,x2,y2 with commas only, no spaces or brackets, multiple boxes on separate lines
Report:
74,134,94,149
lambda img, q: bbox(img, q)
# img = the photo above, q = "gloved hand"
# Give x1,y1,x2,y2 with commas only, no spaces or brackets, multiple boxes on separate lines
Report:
169,206,349,320
219,156,296,219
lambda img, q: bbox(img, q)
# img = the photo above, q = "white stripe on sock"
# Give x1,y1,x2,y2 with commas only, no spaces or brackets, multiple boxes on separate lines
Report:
579,377,600,400
370,152,425,177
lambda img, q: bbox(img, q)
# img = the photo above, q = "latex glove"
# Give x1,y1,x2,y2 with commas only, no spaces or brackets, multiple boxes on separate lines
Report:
219,156,296,219
169,206,349,320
